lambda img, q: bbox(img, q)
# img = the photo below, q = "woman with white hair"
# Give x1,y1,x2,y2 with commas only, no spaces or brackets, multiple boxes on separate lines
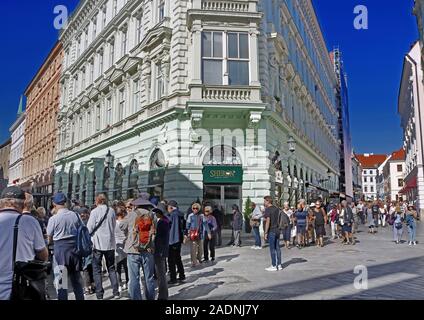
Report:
250,202,263,249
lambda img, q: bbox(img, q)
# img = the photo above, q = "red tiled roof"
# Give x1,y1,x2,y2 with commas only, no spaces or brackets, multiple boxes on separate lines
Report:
356,154,388,168
390,148,406,161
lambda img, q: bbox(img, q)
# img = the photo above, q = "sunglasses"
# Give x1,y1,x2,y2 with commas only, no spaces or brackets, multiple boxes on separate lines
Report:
192,208,200,211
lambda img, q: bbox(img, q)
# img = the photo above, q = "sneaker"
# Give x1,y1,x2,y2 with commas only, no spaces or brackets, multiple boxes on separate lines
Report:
122,283,127,291
251,246,257,249
168,279,178,285
265,266,278,272
255,246,263,250
409,241,412,246
413,242,417,246
178,276,186,282
113,293,121,300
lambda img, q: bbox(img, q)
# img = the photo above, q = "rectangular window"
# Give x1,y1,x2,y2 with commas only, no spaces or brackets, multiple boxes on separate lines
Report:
99,51,104,74
109,40,115,66
96,105,101,131
370,177,373,183
202,31,223,85
136,15,143,43
90,60,94,83
398,179,403,187
364,186,368,193
106,97,112,126
81,69,86,90
133,79,140,112
397,164,402,172
370,186,374,193
87,111,92,136
79,115,83,141
74,75,79,96
92,16,97,40
122,30,127,55
158,0,165,21
364,177,367,183
77,37,81,57
119,88,125,121
227,32,249,85
156,64,164,100
102,6,107,29
84,28,88,51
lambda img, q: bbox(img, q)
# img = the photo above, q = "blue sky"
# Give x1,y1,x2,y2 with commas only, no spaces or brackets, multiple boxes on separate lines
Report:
0,0,419,155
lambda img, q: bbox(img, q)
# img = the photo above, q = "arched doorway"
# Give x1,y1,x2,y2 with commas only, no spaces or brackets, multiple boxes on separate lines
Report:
114,163,124,201
128,160,139,199
148,149,166,200
202,145,243,228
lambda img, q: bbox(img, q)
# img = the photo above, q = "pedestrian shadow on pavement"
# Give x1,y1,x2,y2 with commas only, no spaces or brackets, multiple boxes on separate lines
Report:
170,281,226,300
280,258,308,270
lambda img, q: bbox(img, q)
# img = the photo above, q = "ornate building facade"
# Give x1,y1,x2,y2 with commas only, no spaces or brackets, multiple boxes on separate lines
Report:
55,0,340,216
22,42,63,207
8,96,26,186
0,139,11,194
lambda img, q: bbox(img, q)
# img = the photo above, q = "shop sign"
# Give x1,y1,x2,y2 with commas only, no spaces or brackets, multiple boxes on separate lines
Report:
203,166,243,184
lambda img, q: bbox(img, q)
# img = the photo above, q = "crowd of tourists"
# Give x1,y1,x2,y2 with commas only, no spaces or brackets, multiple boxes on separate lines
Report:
0,184,420,300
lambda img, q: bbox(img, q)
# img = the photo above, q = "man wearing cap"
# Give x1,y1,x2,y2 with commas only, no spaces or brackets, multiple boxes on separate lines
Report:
46,192,85,300
86,193,119,300
153,203,169,300
167,200,186,284
119,192,156,300
0,187,48,300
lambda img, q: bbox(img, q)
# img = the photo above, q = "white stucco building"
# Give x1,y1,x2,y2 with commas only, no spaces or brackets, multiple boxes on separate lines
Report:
8,97,26,186
55,0,340,219
382,148,405,202
357,153,387,201
398,41,424,213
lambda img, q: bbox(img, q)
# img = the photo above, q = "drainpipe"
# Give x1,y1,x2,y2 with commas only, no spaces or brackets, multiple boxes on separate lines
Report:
406,54,424,207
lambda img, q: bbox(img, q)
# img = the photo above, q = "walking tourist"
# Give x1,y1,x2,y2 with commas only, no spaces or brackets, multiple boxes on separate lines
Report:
313,200,327,247
393,206,404,244
0,186,48,300
167,200,185,285
119,193,156,300
263,196,282,272
153,203,170,300
281,202,293,249
115,206,129,291
295,200,308,248
46,192,84,300
406,205,418,246
77,207,95,295
250,202,263,249
328,204,339,240
186,203,211,267
340,200,355,245
367,203,376,234
87,194,119,300
203,206,218,261
231,204,243,247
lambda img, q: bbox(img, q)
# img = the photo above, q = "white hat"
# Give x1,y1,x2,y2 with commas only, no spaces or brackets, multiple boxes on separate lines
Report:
310,203,316,208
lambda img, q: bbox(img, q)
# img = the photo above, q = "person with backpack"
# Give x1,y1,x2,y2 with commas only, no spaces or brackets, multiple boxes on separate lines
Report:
87,193,119,300
152,203,170,300
119,193,156,300
167,200,186,285
186,203,211,268
203,206,218,262
46,192,85,300
393,206,404,244
0,186,48,300
313,200,327,247
406,205,418,246
263,196,282,272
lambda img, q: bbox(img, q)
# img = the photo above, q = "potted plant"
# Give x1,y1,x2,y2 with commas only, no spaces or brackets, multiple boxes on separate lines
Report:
243,197,253,234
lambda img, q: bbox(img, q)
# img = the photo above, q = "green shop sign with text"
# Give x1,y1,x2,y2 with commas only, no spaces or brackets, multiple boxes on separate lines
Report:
203,166,243,184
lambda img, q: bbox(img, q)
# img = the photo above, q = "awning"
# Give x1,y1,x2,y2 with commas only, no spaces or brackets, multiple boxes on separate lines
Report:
400,176,417,194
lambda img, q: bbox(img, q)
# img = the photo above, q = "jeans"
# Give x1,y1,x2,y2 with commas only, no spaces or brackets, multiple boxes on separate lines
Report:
168,243,185,281
234,230,241,246
393,226,403,242
116,258,129,285
154,256,168,300
268,232,282,267
82,264,94,289
253,226,262,247
57,270,85,301
203,233,216,260
408,224,417,242
127,253,155,300
92,249,119,298
381,215,386,227
215,227,222,246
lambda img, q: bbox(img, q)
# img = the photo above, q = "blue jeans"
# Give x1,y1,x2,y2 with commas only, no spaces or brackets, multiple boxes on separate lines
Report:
253,227,261,247
408,224,416,242
57,270,85,301
127,252,155,300
268,232,282,267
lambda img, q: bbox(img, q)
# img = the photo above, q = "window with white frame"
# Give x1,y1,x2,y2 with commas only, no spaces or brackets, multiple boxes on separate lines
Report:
89,60,94,83
118,88,125,121
202,31,223,85
87,111,92,136
92,16,97,40
156,64,164,100
133,79,140,112
136,15,143,44
202,31,250,86
227,32,249,85
158,0,165,22
96,105,101,131
78,115,83,141
74,75,79,96
121,28,127,55
81,68,86,90
84,27,88,51
102,5,107,29
106,97,112,126
71,121,75,145
109,39,115,67
99,50,104,74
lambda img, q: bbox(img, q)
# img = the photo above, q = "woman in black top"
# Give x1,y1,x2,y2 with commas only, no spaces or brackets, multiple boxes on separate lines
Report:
314,201,327,247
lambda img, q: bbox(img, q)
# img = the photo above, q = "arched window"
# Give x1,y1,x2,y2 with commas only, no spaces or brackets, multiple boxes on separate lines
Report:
114,163,125,200
202,145,242,166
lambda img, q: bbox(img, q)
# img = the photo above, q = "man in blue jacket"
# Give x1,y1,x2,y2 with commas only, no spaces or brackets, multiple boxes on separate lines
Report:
153,204,170,300
167,200,186,284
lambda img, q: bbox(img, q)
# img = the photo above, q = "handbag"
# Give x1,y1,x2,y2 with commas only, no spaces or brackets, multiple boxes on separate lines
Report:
395,222,403,230
10,215,49,300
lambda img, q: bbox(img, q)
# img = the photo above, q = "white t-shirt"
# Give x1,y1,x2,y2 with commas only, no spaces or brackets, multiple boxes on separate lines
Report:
0,210,46,300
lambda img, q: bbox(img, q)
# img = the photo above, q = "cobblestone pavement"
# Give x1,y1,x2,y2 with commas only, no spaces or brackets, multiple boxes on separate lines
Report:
49,221,424,300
